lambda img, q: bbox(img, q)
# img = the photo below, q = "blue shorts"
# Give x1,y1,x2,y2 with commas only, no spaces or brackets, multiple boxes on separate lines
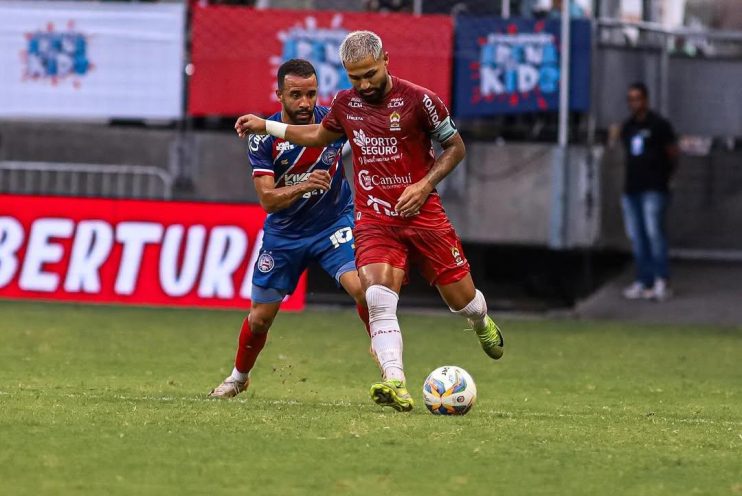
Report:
252,213,356,303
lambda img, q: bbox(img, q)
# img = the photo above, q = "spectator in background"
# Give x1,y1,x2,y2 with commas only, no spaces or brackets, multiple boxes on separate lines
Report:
364,0,411,13
532,0,588,18
550,0,587,18
620,82,679,302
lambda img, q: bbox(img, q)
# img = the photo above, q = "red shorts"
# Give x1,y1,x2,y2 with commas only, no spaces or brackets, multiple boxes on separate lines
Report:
353,221,470,286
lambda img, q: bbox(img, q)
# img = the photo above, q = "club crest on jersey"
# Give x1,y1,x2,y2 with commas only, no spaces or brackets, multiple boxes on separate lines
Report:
451,247,465,266
389,111,401,131
257,253,275,273
321,148,339,165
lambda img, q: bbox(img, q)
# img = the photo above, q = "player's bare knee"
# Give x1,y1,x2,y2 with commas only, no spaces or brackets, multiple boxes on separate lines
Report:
365,284,399,323
248,312,273,334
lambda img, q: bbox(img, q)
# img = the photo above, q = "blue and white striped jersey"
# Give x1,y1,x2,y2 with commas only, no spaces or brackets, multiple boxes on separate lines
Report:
247,106,352,237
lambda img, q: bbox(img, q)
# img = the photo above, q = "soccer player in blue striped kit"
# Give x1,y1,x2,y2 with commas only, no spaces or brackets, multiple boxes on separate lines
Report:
209,59,370,398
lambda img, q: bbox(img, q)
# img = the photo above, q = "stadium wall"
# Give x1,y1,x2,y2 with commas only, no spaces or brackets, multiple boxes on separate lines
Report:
594,46,742,136
4,121,741,256
0,121,599,247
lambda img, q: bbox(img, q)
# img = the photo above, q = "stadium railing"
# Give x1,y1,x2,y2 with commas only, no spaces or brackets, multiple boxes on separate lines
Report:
0,161,174,200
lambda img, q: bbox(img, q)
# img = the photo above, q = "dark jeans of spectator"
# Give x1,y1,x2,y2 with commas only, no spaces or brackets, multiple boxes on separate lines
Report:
621,191,670,287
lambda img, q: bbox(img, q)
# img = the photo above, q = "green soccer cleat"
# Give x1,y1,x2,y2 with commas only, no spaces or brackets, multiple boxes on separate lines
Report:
369,379,414,412
473,315,505,360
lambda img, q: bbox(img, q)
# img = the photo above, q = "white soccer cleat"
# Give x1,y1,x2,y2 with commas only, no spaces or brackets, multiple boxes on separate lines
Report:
208,376,250,399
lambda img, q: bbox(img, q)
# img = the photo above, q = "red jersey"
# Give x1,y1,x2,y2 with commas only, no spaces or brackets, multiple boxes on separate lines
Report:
321,76,453,229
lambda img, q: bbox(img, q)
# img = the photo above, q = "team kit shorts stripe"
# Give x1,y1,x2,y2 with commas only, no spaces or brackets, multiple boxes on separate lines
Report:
353,221,470,286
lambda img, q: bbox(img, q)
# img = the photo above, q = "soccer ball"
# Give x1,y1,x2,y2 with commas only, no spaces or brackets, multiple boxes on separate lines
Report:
422,365,477,415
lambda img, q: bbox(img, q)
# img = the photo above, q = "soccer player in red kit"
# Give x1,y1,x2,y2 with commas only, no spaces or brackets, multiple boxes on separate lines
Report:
235,31,504,412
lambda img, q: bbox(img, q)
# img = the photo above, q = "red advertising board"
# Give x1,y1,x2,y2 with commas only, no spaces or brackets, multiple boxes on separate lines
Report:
0,195,305,310
188,7,453,116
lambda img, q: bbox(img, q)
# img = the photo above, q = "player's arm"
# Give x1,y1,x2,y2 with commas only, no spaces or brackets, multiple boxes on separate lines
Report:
421,133,466,191
253,170,331,214
235,114,342,147
663,120,680,178
395,122,465,218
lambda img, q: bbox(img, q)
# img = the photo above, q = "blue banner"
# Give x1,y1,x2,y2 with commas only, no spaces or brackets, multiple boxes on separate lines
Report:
454,18,591,117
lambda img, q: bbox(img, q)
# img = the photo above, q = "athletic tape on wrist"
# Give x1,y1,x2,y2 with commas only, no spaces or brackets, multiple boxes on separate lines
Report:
265,120,288,139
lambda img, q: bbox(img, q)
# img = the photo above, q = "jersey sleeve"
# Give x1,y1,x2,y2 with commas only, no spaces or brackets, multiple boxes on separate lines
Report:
247,134,274,177
321,94,345,134
419,91,458,143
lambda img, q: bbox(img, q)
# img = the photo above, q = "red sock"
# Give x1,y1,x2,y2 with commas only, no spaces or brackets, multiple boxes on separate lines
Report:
356,304,371,337
234,317,268,374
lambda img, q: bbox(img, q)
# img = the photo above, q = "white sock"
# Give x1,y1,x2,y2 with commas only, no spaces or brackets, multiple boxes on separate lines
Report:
230,367,249,383
451,289,488,331
366,285,405,382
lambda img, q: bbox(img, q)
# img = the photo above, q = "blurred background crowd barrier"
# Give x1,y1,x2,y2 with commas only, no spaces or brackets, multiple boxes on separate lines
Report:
1,0,741,308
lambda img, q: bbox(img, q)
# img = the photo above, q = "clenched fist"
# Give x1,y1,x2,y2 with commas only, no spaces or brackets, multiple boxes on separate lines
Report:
301,170,332,193
235,114,266,138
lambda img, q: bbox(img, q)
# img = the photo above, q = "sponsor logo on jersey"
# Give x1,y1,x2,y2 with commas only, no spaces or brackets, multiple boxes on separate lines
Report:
388,98,404,108
257,252,275,273
358,169,412,192
366,195,399,217
285,173,314,186
284,173,310,186
346,114,364,121
352,129,398,156
422,94,441,128
284,173,323,198
248,134,269,153
389,111,401,131
349,98,363,108
276,141,295,152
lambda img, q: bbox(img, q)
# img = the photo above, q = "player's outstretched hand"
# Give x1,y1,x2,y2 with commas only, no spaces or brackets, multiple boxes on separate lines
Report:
303,170,332,193
395,179,434,217
235,114,266,138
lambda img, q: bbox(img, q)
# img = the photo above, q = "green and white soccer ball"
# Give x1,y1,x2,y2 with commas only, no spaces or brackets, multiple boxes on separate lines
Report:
422,365,477,415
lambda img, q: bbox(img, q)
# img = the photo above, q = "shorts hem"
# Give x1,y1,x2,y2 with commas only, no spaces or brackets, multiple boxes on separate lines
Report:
356,258,407,273
333,260,357,284
251,285,289,304
430,266,470,286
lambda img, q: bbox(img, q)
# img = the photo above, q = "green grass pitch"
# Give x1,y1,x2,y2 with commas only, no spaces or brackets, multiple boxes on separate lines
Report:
0,300,740,495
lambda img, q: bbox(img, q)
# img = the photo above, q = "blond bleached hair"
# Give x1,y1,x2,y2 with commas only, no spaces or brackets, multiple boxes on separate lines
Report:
339,31,383,65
